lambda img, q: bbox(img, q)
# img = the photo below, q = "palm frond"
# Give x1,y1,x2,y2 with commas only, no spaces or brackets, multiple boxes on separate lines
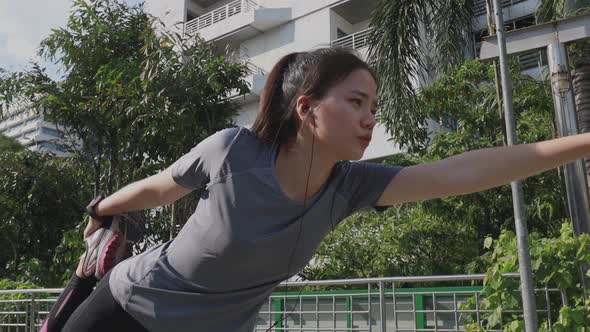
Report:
535,0,564,23
367,0,430,150
430,0,475,72
367,0,474,151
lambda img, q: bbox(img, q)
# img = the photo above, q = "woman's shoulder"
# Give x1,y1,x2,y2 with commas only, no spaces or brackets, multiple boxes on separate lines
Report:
211,126,274,173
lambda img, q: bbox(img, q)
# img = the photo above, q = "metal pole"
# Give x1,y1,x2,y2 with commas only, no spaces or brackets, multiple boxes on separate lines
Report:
547,40,590,297
491,1,538,330
485,0,505,120
379,281,386,332
30,292,37,331
547,41,590,236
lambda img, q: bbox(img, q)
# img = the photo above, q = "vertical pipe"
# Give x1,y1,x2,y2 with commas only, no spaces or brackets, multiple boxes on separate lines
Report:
560,289,568,306
30,292,36,332
547,41,590,236
491,0,538,330
379,281,386,332
547,40,590,298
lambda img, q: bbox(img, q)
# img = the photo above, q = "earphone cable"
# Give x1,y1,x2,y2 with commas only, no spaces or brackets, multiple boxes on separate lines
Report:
264,110,316,331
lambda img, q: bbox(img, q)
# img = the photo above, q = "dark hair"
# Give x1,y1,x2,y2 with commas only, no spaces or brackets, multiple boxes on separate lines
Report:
251,48,376,146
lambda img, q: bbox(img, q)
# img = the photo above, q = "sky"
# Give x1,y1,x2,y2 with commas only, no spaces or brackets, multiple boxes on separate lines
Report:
0,0,144,79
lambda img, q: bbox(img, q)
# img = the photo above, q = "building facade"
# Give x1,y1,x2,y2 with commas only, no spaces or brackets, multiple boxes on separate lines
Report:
0,105,69,157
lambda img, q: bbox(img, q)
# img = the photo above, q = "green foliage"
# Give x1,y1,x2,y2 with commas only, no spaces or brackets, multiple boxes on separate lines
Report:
307,60,567,282
0,0,250,285
0,279,43,300
0,148,91,286
462,222,590,331
304,203,478,282
0,134,23,152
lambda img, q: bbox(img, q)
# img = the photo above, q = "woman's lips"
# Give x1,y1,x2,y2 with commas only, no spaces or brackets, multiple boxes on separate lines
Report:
358,136,371,145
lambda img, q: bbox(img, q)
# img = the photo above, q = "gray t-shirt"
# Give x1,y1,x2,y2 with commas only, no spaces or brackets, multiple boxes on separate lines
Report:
109,127,402,331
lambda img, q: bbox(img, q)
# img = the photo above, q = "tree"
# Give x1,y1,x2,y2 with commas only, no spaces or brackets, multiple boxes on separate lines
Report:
0,147,91,285
305,60,568,281
461,222,590,331
367,0,474,150
0,134,23,152
0,0,250,250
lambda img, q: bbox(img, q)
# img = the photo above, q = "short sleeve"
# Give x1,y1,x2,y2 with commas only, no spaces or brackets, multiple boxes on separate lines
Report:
338,161,403,215
170,127,241,190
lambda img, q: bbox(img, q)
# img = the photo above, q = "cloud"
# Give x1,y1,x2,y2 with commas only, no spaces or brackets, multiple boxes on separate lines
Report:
0,0,73,69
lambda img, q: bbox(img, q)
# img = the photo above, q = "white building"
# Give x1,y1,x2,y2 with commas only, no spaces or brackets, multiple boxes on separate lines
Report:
0,104,69,157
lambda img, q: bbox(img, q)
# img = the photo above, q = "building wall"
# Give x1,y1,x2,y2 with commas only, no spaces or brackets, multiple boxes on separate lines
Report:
145,0,186,33
0,107,70,157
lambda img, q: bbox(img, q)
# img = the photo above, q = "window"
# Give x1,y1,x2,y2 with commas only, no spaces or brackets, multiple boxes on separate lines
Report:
337,28,348,39
39,141,66,152
41,127,62,138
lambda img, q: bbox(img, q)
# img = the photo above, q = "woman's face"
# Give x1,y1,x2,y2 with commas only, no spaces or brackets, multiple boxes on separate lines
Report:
311,69,378,161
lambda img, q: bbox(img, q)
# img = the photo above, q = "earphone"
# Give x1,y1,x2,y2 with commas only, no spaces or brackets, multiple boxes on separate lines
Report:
304,106,316,127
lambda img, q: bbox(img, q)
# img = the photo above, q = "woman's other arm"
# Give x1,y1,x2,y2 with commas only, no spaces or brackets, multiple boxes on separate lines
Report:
377,132,590,206
93,167,192,216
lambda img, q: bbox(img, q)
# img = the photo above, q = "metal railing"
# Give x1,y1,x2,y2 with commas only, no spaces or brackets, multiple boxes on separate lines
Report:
245,61,266,75
473,0,530,17
331,28,372,50
0,288,62,332
184,0,259,35
0,273,564,331
254,273,563,332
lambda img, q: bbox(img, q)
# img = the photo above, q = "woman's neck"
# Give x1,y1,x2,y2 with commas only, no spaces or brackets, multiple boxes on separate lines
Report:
274,137,336,203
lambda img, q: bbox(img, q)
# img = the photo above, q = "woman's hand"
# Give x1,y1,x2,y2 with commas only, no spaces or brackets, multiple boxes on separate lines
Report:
83,216,103,239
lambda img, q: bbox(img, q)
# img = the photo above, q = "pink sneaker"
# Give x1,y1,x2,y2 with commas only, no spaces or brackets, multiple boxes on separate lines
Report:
81,213,143,279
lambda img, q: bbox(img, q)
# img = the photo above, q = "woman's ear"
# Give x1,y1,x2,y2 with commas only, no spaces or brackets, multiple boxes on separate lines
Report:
295,95,318,130
295,95,311,123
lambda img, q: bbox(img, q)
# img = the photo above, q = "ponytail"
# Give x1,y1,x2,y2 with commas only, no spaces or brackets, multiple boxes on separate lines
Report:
251,52,300,146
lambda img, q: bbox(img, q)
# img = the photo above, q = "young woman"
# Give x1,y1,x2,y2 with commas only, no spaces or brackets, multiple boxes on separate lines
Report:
42,47,590,331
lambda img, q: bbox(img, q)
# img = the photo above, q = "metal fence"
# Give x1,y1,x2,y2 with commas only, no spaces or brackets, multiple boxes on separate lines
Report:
331,28,372,50
0,273,564,332
472,0,530,17
184,0,259,35
254,274,563,331
0,288,61,332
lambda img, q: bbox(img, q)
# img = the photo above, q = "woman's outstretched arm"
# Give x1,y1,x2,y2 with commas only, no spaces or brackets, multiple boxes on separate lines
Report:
93,167,192,216
378,132,590,206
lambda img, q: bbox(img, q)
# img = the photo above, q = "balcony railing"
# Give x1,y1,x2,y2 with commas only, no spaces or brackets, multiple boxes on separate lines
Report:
331,28,372,50
473,0,530,17
185,0,259,35
244,61,265,75
0,273,566,331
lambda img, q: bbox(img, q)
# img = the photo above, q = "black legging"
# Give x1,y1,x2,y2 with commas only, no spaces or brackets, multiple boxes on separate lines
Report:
43,271,148,332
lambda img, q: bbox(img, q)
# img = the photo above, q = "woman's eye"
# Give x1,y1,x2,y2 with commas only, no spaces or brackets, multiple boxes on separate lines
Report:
351,99,362,107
